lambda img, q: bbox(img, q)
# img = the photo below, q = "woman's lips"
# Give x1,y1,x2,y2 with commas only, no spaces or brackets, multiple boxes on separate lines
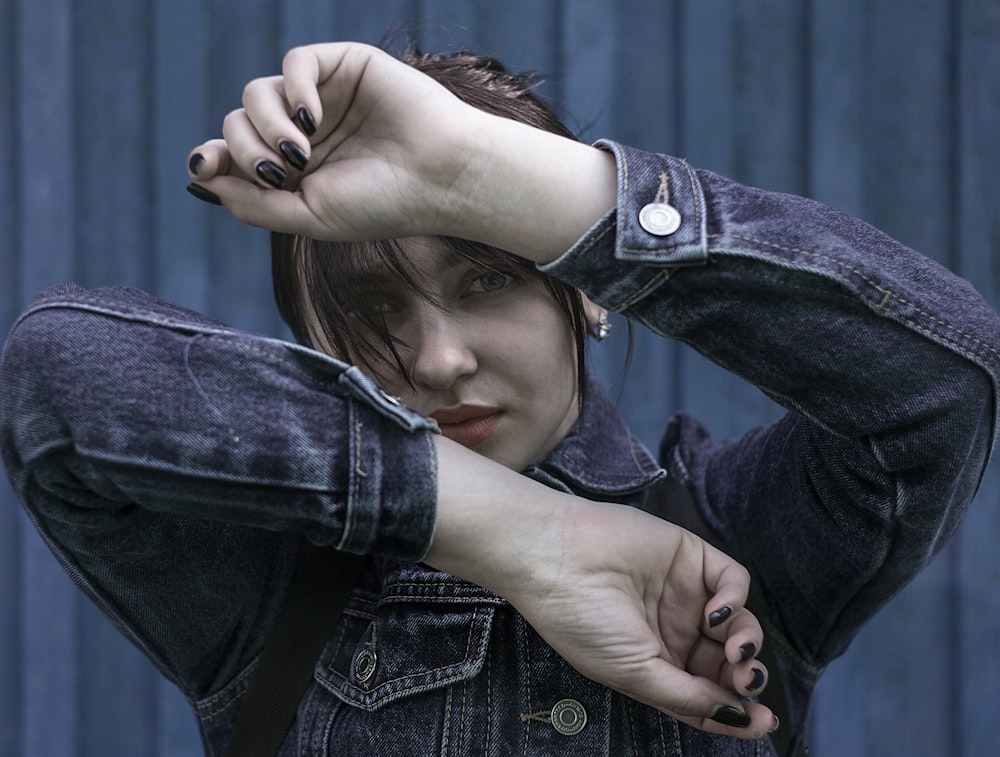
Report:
430,405,503,447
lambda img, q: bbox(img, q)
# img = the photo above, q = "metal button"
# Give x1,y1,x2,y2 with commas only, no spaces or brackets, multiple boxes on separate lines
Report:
639,202,682,236
550,699,587,736
353,648,377,684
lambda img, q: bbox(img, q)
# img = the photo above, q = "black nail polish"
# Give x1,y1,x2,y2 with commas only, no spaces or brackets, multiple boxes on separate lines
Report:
739,642,757,662
188,153,205,176
186,183,222,206
711,705,750,728
278,140,309,172
297,106,317,136
256,160,287,190
708,606,732,628
747,667,765,691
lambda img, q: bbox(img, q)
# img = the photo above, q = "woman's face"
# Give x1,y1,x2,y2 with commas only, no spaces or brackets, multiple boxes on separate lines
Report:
340,238,582,471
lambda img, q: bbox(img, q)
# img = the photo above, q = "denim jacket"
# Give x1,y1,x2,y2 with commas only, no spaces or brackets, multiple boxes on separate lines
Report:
3,141,998,756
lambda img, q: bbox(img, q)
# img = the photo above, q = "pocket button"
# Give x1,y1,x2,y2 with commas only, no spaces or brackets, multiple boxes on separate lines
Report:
353,648,378,685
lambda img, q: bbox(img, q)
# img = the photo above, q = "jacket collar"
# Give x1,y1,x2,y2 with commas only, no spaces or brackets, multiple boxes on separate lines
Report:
525,372,665,502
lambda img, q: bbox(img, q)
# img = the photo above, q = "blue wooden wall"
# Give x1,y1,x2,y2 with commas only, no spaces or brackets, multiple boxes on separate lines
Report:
1,1,998,755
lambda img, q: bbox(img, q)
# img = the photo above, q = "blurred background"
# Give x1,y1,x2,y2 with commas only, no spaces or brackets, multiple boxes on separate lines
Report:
1,1,998,755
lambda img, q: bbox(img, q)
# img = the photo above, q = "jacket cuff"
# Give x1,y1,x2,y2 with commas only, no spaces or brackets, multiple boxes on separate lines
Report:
540,140,709,311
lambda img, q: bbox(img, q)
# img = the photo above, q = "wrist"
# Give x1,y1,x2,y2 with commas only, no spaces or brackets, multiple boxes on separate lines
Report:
424,436,571,598
443,113,617,264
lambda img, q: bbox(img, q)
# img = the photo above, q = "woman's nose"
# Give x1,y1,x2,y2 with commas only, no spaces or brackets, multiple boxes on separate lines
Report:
407,313,478,390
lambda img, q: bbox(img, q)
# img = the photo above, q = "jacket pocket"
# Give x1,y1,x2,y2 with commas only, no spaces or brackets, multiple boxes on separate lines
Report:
313,562,502,711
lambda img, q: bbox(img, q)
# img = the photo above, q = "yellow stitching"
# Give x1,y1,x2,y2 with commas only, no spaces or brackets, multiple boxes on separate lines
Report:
653,171,671,204
522,617,533,756
617,270,672,310
572,222,615,259
625,698,638,752
519,710,552,724
668,715,681,756
682,158,704,230
353,419,367,478
485,639,492,757
710,233,1000,365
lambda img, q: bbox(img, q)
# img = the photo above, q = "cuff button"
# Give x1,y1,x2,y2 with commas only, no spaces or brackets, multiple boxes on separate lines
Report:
639,202,682,236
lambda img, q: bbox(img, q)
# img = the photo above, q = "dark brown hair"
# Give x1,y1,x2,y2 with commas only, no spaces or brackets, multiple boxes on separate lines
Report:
270,47,589,398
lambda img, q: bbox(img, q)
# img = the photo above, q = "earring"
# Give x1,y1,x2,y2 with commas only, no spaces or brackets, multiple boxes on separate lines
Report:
594,312,612,341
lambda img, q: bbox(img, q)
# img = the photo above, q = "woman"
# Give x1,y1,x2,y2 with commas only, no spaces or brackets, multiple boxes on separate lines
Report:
3,42,997,756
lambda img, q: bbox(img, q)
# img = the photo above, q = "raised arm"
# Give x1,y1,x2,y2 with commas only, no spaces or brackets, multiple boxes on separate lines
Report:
186,42,615,262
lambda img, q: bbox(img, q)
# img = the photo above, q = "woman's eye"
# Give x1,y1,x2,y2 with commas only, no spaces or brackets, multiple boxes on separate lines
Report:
351,296,398,317
469,271,513,294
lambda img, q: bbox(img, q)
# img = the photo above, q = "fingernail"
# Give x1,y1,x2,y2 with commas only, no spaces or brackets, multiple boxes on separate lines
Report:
708,606,732,628
278,140,309,171
186,183,222,206
188,153,205,176
747,667,765,691
771,715,780,733
297,106,317,136
739,642,757,662
711,705,750,728
256,160,287,190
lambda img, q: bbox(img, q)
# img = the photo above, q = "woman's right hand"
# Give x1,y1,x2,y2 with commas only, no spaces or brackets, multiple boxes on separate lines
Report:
187,42,616,263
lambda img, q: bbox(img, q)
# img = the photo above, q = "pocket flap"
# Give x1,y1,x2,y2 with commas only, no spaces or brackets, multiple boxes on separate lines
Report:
314,565,503,711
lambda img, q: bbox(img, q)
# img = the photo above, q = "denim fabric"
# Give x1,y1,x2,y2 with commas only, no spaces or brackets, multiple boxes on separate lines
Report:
3,142,998,756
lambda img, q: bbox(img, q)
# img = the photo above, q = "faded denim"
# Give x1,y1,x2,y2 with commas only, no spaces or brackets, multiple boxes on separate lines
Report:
3,141,998,756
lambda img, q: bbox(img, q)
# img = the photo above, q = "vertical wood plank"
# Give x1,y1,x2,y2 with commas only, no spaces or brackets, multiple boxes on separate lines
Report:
470,1,561,104
72,0,154,291
811,2,962,754
17,1,79,754
155,0,212,316
604,0,683,451
955,1,1000,756
807,0,865,217
0,0,22,749
675,0,784,440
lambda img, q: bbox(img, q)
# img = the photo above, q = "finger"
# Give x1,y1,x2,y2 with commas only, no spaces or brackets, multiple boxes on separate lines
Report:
281,44,327,135
187,139,253,183
716,605,765,668
222,108,290,190
685,631,769,699
624,656,777,740
183,174,323,235
701,544,752,619
242,75,312,173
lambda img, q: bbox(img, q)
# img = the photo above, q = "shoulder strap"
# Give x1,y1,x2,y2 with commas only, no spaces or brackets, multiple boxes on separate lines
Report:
224,542,366,757
641,476,804,757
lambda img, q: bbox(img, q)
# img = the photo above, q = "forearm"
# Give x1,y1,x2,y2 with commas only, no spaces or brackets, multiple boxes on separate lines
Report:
445,111,617,264
1,284,438,559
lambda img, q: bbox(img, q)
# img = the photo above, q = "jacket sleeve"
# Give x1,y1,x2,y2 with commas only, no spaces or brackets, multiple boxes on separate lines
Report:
543,141,1000,669
0,283,439,695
